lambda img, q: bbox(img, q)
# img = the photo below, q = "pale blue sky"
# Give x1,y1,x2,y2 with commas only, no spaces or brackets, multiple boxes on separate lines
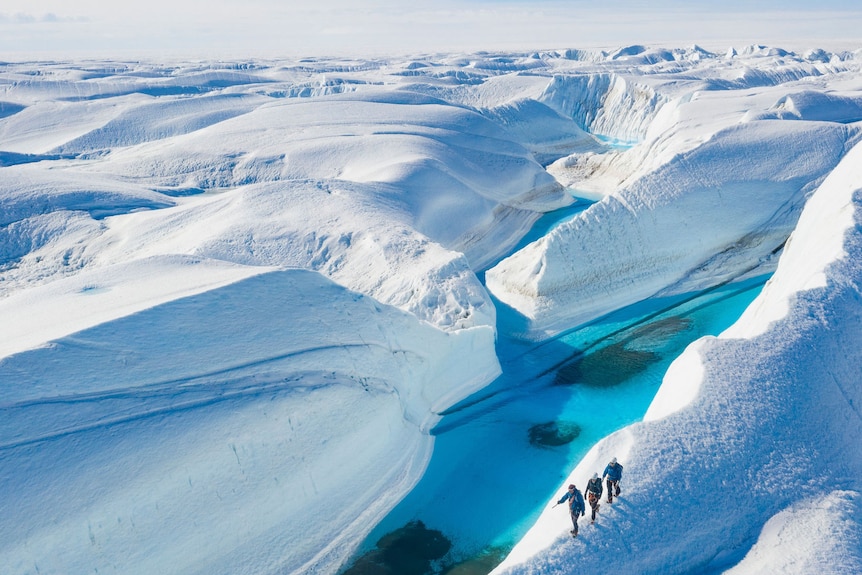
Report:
1,1,860,59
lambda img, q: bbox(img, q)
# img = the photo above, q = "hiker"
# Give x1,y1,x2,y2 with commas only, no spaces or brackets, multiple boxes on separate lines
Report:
585,473,603,523
556,484,585,536
603,457,623,504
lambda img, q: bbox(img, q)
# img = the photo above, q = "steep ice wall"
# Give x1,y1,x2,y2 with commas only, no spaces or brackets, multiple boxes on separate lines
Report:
538,74,667,143
480,98,603,166
492,131,862,575
487,98,858,338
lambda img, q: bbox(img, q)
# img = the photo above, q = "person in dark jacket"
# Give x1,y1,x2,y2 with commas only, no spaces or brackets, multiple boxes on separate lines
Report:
556,483,585,536
585,473,603,523
602,457,623,504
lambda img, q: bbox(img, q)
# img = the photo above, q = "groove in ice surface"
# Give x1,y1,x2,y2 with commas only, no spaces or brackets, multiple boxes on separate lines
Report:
2,43,862,575
353,274,768,574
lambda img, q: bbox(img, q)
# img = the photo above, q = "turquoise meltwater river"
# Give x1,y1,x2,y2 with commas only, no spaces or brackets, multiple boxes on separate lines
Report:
343,197,769,575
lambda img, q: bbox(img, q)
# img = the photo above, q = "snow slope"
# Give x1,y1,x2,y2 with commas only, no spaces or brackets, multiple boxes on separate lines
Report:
0,268,497,575
2,45,862,575
492,132,862,575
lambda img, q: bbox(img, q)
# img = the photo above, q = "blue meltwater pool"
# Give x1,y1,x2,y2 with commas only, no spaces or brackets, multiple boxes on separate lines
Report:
343,197,769,575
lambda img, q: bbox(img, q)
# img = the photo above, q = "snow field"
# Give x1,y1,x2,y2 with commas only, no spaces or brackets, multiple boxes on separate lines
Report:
1,45,861,575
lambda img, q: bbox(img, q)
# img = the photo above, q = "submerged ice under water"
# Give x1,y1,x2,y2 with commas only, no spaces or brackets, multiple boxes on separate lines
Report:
343,198,769,575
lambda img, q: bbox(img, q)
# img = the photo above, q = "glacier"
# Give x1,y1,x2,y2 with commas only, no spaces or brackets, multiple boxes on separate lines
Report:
492,122,862,575
1,44,861,575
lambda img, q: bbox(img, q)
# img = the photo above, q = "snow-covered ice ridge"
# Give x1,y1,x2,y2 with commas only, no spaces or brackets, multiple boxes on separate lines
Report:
492,60,862,575
485,45,862,339
1,44,861,574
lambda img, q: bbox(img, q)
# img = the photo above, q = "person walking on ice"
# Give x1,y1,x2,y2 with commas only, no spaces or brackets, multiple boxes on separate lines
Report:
585,473,603,523
556,483,585,537
603,457,623,504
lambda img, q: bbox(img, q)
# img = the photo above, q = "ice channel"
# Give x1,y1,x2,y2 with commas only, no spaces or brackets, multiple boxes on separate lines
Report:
342,196,768,575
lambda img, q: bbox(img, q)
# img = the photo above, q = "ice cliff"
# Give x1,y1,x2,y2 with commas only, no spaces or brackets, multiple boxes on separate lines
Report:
493,117,862,575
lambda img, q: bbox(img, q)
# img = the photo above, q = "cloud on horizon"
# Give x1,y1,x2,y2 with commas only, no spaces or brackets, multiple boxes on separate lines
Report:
0,12,86,23
1,1,861,60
